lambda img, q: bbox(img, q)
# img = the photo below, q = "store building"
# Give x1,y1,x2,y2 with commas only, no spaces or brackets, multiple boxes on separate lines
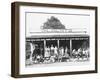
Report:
26,32,89,59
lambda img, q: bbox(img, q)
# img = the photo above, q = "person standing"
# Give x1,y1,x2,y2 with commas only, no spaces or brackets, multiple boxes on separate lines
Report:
50,45,54,56
58,47,64,62
44,46,48,57
65,46,69,58
30,43,35,62
61,47,64,56
47,46,50,58
54,46,58,56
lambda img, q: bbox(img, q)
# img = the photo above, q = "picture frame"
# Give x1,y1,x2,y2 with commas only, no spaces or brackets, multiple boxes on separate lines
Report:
11,2,98,78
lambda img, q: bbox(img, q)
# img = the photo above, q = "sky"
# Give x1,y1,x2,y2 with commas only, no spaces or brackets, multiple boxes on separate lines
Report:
26,12,90,36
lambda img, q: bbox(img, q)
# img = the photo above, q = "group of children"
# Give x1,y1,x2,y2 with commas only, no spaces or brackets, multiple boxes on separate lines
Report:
26,43,89,65
72,48,90,59
30,45,70,64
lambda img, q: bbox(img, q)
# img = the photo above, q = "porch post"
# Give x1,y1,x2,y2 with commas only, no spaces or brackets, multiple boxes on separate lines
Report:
70,39,72,57
57,39,59,48
44,39,46,57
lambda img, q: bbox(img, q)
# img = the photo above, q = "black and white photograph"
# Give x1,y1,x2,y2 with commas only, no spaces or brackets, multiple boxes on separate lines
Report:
25,13,90,67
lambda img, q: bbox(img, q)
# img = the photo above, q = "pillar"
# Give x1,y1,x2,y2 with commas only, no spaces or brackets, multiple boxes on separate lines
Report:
70,39,72,57
44,39,46,57
57,39,59,48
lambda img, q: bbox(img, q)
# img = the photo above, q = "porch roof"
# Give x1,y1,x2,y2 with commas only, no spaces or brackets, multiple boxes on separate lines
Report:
26,34,89,39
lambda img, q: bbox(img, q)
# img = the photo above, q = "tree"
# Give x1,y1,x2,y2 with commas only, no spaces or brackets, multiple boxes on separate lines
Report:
42,16,66,29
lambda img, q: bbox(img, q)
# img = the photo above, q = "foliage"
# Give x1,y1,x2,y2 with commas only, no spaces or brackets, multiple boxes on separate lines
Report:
42,16,65,29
